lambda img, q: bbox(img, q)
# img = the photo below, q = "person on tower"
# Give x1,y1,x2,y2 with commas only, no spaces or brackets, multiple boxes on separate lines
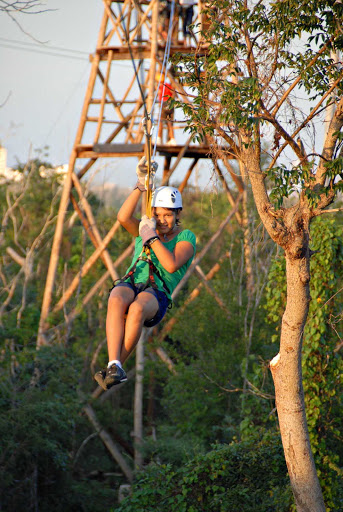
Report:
179,0,195,47
94,158,196,390
156,73,177,146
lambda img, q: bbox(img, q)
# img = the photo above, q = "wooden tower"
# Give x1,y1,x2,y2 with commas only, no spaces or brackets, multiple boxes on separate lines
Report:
35,0,245,474
37,0,223,344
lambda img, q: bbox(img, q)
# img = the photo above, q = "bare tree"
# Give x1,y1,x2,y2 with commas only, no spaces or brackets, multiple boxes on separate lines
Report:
0,1,52,39
0,1,47,13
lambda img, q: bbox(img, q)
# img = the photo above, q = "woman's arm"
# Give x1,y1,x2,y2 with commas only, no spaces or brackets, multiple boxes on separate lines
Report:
150,239,194,273
117,188,142,237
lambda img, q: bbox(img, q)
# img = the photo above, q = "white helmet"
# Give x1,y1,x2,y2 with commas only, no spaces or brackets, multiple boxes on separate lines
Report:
151,186,182,209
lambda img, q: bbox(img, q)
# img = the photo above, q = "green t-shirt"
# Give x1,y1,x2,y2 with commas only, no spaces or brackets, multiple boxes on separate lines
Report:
124,229,196,300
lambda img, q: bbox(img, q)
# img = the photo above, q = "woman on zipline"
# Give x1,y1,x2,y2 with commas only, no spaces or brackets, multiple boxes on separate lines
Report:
94,158,196,390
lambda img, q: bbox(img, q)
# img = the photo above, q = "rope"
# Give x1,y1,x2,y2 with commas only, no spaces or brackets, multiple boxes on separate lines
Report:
118,0,177,222
145,123,153,218
118,0,176,156
117,3,149,119
152,0,176,159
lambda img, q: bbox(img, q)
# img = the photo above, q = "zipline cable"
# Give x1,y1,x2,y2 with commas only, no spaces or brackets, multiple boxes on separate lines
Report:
117,0,176,151
117,0,176,221
151,0,176,159
117,3,149,119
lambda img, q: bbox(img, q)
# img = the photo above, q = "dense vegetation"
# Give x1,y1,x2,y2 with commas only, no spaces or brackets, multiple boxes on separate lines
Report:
0,161,342,511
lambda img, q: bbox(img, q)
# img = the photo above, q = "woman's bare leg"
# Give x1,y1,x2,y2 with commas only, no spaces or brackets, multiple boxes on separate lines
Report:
120,292,159,364
106,286,135,362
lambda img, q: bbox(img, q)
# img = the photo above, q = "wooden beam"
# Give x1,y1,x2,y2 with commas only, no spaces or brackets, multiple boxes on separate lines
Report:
52,220,121,314
129,0,155,44
84,404,133,482
161,136,193,185
96,65,125,123
172,195,242,299
195,264,230,316
179,158,198,193
102,0,131,44
76,101,144,179
212,158,243,226
94,49,114,143
37,150,77,347
66,241,135,324
71,173,119,282
156,252,229,342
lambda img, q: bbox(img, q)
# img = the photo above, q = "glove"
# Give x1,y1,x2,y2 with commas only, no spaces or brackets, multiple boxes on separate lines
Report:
139,215,158,246
135,156,158,191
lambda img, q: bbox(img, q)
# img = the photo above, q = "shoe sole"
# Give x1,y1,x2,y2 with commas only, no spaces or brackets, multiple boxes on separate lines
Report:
104,375,128,388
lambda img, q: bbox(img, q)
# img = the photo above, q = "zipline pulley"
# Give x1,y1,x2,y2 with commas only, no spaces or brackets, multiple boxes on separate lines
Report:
142,115,155,220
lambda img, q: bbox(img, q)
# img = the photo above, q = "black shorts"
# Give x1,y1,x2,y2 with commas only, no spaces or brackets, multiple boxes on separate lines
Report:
113,282,170,327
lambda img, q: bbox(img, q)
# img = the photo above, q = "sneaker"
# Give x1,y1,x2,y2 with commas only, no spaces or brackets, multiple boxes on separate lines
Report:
104,363,127,388
93,368,108,390
166,138,177,146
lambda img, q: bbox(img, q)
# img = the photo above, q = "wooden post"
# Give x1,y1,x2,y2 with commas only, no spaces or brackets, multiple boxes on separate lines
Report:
37,9,109,346
161,136,192,185
172,196,242,298
134,329,146,469
147,0,159,115
212,158,243,225
84,403,133,482
94,49,113,143
37,150,76,347
66,241,135,324
179,158,198,193
52,220,121,314
71,173,119,279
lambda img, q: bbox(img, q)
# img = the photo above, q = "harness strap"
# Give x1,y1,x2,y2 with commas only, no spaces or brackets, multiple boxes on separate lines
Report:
115,251,171,300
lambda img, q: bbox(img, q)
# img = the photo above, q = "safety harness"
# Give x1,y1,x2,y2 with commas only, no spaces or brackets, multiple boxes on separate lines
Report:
114,115,172,305
115,248,172,302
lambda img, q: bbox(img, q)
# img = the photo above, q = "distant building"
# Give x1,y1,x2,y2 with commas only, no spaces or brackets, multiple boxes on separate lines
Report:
0,147,68,184
0,147,23,183
0,146,6,174
39,163,68,179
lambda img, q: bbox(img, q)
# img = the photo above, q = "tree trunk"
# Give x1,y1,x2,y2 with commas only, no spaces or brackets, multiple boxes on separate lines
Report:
270,254,326,512
245,143,326,510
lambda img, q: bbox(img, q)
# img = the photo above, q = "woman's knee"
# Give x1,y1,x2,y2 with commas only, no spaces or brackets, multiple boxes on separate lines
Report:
127,294,159,322
127,300,145,319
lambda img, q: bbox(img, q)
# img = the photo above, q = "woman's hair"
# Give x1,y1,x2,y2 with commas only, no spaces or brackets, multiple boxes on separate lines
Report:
153,206,182,225
173,208,182,226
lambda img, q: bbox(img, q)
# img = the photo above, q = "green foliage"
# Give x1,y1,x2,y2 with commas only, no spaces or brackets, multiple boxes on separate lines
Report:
0,346,117,512
2,157,342,510
266,162,320,209
264,216,343,510
115,435,293,512
173,0,343,211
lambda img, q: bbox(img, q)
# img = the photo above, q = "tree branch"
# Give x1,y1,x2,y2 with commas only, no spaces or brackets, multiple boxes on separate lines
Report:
271,35,335,116
316,96,343,186
266,72,343,175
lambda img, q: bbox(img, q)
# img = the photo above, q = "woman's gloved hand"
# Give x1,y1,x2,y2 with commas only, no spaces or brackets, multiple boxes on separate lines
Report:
135,156,158,191
139,215,159,246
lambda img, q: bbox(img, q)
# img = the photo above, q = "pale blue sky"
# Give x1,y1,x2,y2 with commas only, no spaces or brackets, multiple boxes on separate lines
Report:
0,1,103,166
